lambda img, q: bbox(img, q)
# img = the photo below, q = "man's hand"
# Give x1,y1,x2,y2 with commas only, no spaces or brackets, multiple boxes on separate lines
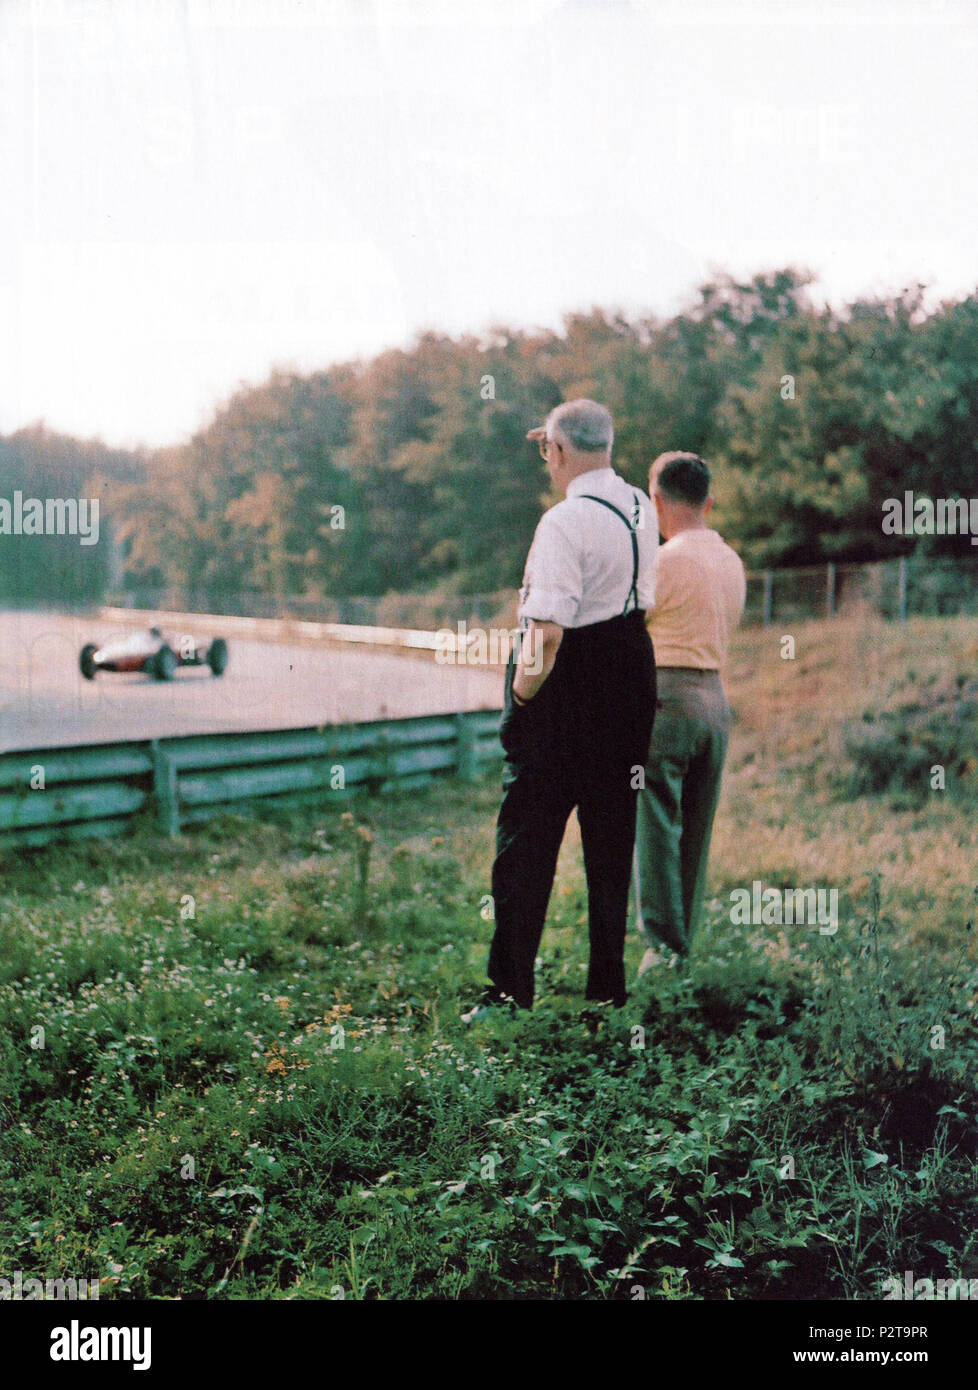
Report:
512,620,563,703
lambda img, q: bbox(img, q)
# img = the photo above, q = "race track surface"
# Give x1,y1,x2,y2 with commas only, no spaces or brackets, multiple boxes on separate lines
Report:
0,611,505,753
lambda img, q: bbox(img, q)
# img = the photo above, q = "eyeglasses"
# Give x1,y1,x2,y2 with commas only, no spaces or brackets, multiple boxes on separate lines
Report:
537,436,564,461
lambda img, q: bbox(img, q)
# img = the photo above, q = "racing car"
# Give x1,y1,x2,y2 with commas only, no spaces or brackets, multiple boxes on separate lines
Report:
79,626,229,681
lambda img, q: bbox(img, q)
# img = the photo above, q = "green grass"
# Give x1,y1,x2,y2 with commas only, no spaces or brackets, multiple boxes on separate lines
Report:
2,614,978,1300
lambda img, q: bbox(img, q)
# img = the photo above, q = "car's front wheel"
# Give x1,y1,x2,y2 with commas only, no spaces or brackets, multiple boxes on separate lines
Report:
154,645,178,680
80,644,98,680
207,638,228,676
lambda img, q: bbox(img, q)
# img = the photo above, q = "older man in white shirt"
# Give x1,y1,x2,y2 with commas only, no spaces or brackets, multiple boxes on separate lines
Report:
465,399,658,1018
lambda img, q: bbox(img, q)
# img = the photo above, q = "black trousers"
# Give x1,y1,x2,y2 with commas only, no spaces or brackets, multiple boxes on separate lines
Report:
487,609,656,1009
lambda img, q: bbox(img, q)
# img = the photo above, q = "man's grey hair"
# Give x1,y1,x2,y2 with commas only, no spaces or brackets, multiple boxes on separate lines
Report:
548,399,614,453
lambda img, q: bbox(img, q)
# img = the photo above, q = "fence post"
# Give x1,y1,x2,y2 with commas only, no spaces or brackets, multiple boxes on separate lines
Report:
370,728,394,792
762,570,773,626
455,713,478,784
151,739,179,835
826,562,836,618
897,555,908,623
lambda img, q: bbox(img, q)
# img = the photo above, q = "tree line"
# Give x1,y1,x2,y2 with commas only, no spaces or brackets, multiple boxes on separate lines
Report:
3,269,977,607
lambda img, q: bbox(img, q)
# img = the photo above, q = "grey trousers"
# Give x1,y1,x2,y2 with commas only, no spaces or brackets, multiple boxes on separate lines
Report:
633,667,731,957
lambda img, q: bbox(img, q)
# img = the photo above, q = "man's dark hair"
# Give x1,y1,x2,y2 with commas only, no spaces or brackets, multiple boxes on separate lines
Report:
654,451,711,506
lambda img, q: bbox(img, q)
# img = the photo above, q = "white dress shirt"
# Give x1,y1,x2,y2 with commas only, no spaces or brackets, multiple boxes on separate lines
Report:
518,468,658,629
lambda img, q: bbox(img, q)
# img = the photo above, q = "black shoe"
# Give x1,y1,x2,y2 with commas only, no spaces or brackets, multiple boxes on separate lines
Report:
580,997,626,1032
461,987,518,1024
584,994,628,1010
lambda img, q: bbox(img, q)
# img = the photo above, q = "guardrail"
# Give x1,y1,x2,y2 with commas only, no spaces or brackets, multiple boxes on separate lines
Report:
0,709,504,851
96,604,522,664
98,606,457,655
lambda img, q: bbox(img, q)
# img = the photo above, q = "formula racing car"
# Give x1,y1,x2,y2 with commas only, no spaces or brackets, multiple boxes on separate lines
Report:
79,626,229,681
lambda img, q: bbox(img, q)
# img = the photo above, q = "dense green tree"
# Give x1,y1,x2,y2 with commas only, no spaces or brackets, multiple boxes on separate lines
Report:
5,272,977,608
0,424,144,602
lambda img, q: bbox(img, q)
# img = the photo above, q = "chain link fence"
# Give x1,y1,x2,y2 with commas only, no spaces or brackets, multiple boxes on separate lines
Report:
108,589,517,629
743,556,978,626
107,555,978,632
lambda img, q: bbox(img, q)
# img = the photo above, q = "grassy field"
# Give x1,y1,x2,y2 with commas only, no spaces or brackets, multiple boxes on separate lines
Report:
2,614,977,1300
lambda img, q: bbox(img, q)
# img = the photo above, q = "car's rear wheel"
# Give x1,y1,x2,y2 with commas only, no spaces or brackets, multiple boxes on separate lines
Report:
207,637,228,676
80,644,98,680
154,645,178,680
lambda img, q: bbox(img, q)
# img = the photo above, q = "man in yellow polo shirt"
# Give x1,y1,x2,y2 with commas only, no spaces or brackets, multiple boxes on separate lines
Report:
634,451,746,972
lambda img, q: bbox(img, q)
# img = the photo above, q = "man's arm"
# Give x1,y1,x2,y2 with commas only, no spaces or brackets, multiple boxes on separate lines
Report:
646,544,677,617
512,620,563,702
512,506,579,701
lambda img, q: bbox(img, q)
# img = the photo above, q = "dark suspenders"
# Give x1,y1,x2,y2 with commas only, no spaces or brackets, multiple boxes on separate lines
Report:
579,492,642,616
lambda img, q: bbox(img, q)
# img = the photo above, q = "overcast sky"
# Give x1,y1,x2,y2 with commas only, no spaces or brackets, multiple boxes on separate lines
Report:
1,0,976,450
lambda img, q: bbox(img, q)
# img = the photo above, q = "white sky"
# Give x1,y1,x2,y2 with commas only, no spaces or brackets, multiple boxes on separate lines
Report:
1,0,976,450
